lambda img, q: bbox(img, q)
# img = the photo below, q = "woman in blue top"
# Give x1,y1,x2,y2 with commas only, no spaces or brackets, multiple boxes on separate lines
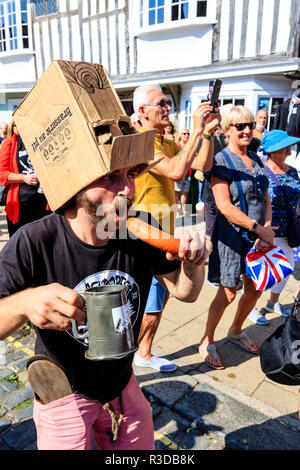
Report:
252,130,300,319
199,106,277,370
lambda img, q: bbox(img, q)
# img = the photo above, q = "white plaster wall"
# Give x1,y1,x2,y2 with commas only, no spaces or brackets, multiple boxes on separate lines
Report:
219,0,292,60
260,0,275,56
0,55,36,85
276,0,292,53
218,0,230,61
136,26,213,73
71,15,82,61
244,0,259,58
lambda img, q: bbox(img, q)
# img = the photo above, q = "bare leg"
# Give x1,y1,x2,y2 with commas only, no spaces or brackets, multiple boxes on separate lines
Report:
199,285,236,368
269,292,280,305
135,295,176,372
137,311,163,361
181,191,189,216
227,274,261,352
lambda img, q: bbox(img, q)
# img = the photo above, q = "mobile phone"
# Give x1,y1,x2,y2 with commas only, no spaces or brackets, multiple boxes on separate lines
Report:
208,79,222,111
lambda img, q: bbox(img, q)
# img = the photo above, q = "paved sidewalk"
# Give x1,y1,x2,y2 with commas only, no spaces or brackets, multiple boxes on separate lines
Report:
0,209,300,450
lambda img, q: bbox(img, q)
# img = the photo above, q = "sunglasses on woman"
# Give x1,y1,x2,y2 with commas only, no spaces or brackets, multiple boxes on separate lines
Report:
230,122,256,131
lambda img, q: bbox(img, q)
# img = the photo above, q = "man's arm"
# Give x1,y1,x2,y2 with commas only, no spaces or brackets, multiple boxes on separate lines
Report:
190,134,214,173
150,103,220,181
0,284,86,340
155,229,210,303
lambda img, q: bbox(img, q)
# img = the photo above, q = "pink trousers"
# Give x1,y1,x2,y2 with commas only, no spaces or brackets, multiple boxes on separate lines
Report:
33,373,155,450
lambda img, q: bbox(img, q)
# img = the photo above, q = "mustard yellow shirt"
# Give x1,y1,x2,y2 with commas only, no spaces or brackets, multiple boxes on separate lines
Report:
132,129,180,235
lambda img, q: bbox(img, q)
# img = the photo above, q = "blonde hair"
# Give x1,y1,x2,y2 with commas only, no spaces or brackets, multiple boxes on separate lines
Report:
6,120,16,138
177,128,190,142
221,105,254,130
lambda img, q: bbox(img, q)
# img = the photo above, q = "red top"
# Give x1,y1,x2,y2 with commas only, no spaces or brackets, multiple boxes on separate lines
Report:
0,135,50,224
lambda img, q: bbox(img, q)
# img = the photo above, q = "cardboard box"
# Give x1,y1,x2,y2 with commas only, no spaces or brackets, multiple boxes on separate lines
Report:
13,61,155,211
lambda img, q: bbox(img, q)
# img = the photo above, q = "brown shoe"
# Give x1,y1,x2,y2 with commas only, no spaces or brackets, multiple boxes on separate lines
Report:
27,355,72,404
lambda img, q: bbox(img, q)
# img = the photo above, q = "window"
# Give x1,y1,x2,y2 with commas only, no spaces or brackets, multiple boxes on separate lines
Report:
0,3,6,52
258,96,284,130
8,1,17,50
139,0,209,29
199,97,245,107
0,0,30,53
184,99,192,130
148,0,164,25
34,0,57,17
171,0,188,21
21,0,29,48
196,0,206,17
221,98,245,107
269,98,284,129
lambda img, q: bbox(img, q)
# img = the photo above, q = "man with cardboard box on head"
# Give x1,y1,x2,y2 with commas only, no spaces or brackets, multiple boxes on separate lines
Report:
0,61,210,451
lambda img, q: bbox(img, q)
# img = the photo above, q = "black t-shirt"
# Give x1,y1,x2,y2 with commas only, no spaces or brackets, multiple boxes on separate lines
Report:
16,135,38,202
0,213,179,402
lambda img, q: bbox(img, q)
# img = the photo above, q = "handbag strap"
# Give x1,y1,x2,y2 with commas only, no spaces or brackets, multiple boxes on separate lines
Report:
221,149,247,214
263,164,293,219
292,291,300,318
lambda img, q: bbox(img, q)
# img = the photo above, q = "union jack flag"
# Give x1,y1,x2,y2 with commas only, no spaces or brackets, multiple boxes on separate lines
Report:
245,245,293,291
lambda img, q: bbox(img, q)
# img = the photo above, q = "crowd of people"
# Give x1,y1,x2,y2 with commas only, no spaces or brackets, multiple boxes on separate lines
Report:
0,76,298,451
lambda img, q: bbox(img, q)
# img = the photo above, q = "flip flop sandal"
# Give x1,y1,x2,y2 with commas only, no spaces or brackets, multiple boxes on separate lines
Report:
199,344,225,370
227,332,258,354
26,355,72,404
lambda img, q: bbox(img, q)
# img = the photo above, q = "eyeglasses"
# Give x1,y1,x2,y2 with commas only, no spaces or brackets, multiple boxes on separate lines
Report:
230,122,256,131
145,99,172,109
182,132,190,135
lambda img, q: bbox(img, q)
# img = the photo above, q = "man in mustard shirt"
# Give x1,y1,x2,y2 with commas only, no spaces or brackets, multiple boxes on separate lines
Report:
132,84,221,372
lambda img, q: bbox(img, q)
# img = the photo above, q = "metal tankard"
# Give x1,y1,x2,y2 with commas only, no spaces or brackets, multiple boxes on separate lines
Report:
72,285,138,360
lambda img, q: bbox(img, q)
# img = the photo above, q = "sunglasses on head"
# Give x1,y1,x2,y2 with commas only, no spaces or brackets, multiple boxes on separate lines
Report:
230,122,256,131
145,99,172,109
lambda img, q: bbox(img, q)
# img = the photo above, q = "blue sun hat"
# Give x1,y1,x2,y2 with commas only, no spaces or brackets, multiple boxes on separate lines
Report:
261,129,300,153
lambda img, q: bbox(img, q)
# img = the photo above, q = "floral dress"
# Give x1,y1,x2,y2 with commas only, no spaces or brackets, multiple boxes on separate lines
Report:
266,166,300,238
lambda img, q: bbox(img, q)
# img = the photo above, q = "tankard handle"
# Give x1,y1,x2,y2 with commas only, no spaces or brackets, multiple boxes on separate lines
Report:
71,292,88,340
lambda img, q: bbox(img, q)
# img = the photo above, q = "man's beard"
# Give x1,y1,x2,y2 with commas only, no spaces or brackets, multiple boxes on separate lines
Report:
77,192,133,232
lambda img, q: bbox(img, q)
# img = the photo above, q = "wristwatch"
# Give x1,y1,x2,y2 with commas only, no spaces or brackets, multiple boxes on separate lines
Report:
249,220,258,233
202,132,212,140
247,220,258,241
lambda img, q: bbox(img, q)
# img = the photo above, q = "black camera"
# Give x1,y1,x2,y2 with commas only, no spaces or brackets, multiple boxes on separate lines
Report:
208,79,222,111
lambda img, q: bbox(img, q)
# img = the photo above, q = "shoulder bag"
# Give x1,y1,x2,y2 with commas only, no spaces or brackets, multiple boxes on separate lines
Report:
260,292,300,385
264,165,300,248
220,149,256,240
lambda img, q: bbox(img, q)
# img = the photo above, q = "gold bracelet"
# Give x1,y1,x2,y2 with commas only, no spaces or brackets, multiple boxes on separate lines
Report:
202,132,212,140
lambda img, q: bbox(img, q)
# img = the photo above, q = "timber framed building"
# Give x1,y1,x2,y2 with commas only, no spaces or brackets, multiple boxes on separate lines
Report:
0,0,299,131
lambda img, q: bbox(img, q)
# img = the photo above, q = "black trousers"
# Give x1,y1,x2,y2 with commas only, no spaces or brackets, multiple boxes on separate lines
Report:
6,198,51,237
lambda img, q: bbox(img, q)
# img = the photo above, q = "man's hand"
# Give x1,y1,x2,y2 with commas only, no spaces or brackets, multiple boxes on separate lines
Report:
192,102,214,134
255,224,278,245
204,107,222,135
22,283,86,331
166,229,212,265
